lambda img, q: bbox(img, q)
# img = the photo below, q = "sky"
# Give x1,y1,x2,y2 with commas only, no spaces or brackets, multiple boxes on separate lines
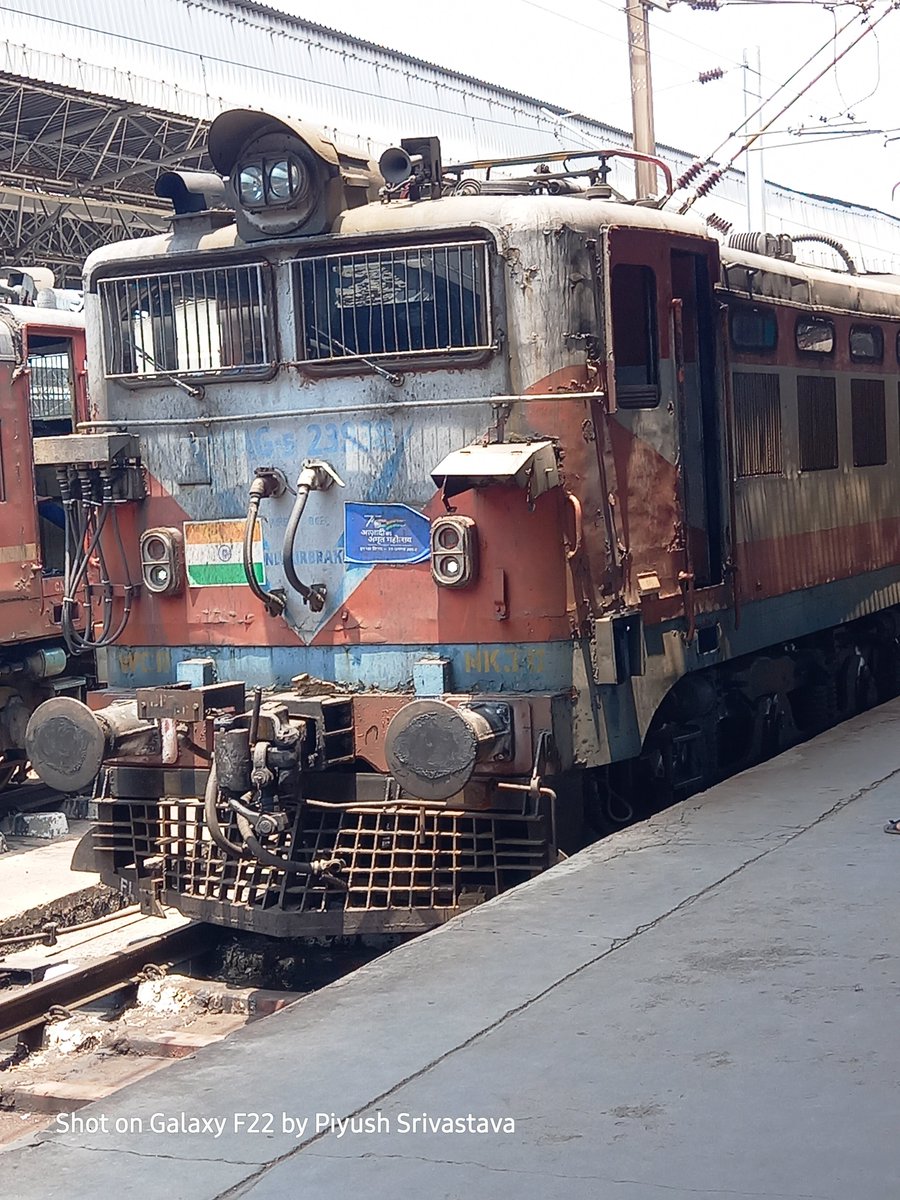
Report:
267,0,900,213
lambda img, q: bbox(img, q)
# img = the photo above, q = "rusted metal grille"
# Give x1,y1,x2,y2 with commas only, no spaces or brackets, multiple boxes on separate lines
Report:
294,241,492,363
94,795,546,932
851,377,887,466
28,347,73,422
99,263,272,380
733,371,782,477
797,375,838,471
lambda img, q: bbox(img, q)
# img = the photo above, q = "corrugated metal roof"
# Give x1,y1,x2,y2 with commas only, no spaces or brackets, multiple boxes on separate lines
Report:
2,0,899,271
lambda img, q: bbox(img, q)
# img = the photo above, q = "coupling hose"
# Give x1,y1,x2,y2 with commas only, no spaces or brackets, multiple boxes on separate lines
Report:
243,480,286,617
282,483,325,611
203,764,245,858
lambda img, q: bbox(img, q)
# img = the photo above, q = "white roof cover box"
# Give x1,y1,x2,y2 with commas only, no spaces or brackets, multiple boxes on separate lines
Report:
431,440,560,502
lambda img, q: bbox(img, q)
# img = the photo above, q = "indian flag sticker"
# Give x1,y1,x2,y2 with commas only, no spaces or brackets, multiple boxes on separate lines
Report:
184,519,264,587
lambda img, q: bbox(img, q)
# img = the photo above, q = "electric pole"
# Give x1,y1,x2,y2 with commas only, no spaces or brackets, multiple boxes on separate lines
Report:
626,0,668,198
743,47,767,230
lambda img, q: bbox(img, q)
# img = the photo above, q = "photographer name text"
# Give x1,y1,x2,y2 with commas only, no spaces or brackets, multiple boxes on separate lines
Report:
55,1111,516,1139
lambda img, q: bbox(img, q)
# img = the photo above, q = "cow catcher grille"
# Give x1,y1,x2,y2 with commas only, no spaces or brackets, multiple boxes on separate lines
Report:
93,794,548,936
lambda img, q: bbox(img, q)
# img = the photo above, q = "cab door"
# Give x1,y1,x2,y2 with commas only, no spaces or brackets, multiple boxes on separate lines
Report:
670,248,723,589
601,226,725,610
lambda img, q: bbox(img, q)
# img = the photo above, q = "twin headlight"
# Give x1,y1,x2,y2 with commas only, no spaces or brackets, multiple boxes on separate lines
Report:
238,156,306,209
430,516,478,588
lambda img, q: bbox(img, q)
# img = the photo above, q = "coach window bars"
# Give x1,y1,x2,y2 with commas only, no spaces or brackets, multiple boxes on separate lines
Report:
851,378,887,467
797,376,838,472
99,263,274,383
732,372,782,478
795,316,835,356
610,263,659,408
294,241,493,367
728,304,777,353
849,325,884,363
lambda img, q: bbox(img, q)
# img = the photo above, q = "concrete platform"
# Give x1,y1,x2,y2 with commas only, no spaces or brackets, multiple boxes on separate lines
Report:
0,821,97,926
5,699,900,1198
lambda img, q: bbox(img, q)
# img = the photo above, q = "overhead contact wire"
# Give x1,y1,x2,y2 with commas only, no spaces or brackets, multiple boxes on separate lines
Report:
678,1,897,212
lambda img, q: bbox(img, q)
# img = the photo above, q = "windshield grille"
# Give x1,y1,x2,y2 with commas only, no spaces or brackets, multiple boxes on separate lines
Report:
295,241,492,364
99,263,272,381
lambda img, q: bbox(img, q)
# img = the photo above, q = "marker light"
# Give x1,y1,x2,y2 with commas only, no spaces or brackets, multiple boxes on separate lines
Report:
430,516,478,588
140,527,185,596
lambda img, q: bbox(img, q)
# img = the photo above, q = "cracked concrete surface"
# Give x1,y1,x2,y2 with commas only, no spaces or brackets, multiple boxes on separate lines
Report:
6,701,900,1198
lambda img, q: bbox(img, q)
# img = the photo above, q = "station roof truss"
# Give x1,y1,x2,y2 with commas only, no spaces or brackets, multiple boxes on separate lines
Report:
0,74,209,284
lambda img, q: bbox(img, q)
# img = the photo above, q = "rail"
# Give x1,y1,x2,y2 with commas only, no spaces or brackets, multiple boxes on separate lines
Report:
0,921,212,1046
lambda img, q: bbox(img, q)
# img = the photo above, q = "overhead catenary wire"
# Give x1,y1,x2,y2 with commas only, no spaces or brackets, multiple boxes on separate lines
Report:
521,0,758,74
675,0,898,213
668,2,865,198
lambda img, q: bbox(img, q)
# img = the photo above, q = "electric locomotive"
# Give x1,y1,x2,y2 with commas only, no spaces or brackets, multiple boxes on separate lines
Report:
0,271,93,792
24,109,900,935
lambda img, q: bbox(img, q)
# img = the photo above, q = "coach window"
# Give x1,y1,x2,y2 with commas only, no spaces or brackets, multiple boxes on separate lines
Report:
795,316,834,355
851,378,887,467
797,376,838,471
849,325,884,363
728,304,777,353
610,263,659,408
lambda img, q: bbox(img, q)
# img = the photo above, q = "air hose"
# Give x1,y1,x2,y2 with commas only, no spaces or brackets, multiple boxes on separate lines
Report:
281,460,344,612
281,483,321,609
242,474,286,617
203,763,245,858
204,763,344,885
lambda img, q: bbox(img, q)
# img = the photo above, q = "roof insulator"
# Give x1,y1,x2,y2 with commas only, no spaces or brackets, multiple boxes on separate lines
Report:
695,169,723,198
675,161,704,190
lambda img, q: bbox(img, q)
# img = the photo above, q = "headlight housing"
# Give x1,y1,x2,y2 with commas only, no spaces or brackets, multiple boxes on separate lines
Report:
208,109,381,241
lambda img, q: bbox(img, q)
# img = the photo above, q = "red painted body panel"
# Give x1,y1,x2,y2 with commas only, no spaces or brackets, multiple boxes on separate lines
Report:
740,516,900,599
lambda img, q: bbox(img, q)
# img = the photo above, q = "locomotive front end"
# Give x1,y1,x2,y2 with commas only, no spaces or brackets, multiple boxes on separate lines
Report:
25,109,596,936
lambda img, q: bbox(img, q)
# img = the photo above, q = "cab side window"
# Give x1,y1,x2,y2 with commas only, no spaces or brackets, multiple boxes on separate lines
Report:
611,264,659,408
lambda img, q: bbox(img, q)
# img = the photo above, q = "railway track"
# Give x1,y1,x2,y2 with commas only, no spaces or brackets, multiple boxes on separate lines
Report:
0,916,214,1051
0,781,64,817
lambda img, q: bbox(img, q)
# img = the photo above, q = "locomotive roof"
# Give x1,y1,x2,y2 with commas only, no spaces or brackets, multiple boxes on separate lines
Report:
83,193,900,321
0,304,84,331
